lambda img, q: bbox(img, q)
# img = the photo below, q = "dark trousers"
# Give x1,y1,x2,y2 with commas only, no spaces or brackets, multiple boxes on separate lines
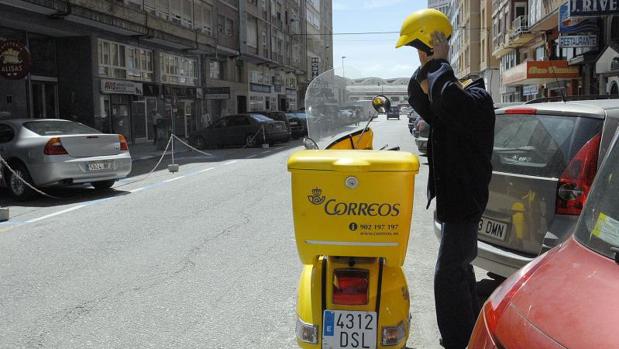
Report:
435,222,481,349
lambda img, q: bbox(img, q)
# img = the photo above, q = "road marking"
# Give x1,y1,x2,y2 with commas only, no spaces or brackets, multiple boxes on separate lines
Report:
245,154,257,159
130,187,147,193
199,167,215,173
163,176,185,183
26,205,87,224
224,160,238,166
261,150,272,154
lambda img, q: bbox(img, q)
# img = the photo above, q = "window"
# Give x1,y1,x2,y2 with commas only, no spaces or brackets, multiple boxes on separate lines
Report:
23,120,100,136
225,18,234,37
535,45,545,60
195,2,214,35
160,52,198,86
247,16,258,48
218,15,225,34
0,124,15,143
98,39,153,80
209,60,224,80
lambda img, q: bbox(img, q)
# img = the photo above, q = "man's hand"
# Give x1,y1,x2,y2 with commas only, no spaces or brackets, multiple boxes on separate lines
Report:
430,31,449,61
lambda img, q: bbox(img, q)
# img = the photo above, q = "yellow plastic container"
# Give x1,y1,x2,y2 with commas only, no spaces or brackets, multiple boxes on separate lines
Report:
288,150,419,267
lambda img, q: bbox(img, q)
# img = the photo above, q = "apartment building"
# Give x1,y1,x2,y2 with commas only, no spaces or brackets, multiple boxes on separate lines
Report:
0,0,332,143
448,0,481,80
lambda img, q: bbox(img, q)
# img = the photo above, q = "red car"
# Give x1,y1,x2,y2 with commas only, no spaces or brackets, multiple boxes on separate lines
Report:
469,131,619,348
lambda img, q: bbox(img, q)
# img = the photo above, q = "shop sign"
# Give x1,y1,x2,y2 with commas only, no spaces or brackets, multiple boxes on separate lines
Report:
163,85,196,98
559,35,598,48
101,79,143,95
523,84,539,96
559,3,599,33
503,61,580,85
205,87,230,100
250,83,272,93
0,40,32,80
311,57,320,79
568,0,619,16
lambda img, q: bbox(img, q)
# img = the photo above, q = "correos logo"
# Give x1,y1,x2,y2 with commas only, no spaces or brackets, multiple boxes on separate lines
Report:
307,188,400,217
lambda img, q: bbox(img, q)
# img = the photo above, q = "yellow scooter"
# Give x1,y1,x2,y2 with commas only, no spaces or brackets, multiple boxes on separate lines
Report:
288,70,420,349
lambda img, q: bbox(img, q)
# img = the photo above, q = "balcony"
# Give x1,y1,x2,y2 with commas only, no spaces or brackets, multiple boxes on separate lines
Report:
509,15,534,46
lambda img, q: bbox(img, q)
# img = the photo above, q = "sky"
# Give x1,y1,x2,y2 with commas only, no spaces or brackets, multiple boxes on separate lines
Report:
332,0,427,79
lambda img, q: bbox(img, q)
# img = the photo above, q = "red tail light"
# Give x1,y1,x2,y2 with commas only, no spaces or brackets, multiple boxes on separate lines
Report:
505,107,537,115
119,135,129,151
333,269,369,305
484,248,558,336
555,133,601,215
44,137,68,155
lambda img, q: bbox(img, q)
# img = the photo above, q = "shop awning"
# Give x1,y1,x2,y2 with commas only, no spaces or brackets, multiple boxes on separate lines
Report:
502,60,580,86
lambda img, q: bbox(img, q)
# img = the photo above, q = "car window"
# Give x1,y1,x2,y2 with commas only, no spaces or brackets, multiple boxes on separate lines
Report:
492,114,602,177
0,124,15,143
229,116,251,126
251,114,273,123
575,132,619,260
212,118,228,128
23,120,100,136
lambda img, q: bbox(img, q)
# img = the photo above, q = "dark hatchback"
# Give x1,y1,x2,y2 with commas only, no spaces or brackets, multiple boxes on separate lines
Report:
286,111,308,139
189,113,289,148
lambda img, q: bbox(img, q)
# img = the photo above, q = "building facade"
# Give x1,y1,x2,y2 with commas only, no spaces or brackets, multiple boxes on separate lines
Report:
0,0,332,143
448,0,481,81
345,77,409,106
428,0,450,15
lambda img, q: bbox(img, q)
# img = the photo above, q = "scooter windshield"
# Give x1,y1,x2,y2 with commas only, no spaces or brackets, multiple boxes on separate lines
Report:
304,69,377,149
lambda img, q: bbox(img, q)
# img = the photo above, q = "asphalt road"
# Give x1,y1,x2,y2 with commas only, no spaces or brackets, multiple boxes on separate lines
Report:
0,116,500,348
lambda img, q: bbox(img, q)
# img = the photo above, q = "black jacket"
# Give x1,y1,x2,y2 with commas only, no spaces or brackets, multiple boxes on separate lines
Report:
408,59,495,223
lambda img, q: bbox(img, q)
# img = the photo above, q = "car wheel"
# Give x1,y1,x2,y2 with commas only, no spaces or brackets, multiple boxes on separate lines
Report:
192,136,206,150
7,162,36,201
245,134,257,148
92,180,116,190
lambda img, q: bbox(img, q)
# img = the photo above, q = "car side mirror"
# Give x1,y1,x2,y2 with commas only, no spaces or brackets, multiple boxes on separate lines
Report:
372,95,391,114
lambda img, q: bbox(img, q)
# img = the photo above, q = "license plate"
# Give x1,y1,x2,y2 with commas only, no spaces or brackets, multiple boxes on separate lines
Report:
478,217,508,241
290,121,299,126
322,310,376,349
87,161,111,171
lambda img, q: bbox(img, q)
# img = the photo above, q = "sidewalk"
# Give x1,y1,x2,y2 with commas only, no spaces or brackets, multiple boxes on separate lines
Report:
129,139,192,162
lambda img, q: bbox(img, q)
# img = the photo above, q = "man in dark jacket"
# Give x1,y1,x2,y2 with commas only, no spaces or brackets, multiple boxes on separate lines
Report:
408,32,496,348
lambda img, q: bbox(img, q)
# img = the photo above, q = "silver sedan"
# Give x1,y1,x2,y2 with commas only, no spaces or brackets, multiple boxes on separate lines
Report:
0,119,132,200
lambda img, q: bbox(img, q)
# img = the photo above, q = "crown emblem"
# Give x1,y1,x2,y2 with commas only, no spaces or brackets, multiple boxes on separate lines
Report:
308,188,326,205
1,48,22,65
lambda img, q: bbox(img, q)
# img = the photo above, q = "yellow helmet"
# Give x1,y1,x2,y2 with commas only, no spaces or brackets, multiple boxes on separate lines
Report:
395,8,453,53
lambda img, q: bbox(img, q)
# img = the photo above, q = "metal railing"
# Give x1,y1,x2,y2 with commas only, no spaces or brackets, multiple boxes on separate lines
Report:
510,15,529,37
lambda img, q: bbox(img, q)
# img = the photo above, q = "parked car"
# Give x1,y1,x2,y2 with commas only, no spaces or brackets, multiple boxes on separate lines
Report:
255,111,291,141
413,117,430,154
469,129,619,349
386,106,400,120
189,113,288,149
0,119,132,200
286,111,308,139
434,101,619,277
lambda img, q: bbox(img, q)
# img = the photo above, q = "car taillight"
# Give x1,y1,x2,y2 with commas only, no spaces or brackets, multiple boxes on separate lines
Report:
556,133,601,215
44,137,68,155
484,248,558,336
333,269,369,305
119,135,129,151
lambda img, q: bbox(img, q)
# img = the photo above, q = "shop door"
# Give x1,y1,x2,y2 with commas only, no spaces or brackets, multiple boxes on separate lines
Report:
146,98,157,140
111,95,131,140
131,101,147,142
31,81,58,118
237,96,247,113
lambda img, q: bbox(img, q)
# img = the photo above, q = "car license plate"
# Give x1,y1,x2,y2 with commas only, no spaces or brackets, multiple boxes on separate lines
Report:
87,161,111,171
290,121,299,126
322,310,376,349
478,217,508,241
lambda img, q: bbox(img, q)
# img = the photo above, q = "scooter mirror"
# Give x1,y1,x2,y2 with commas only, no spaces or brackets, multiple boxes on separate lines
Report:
372,95,391,114
303,137,319,150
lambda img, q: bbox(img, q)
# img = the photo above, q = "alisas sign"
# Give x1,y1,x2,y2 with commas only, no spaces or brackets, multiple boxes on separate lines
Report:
569,0,619,16
0,40,32,80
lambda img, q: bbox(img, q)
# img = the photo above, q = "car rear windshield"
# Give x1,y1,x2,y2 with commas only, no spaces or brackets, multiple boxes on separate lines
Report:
287,112,307,119
250,114,274,123
23,120,100,136
492,114,602,177
575,134,619,260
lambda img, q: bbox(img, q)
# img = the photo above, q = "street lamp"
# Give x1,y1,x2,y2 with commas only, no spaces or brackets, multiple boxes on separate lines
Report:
341,56,347,78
